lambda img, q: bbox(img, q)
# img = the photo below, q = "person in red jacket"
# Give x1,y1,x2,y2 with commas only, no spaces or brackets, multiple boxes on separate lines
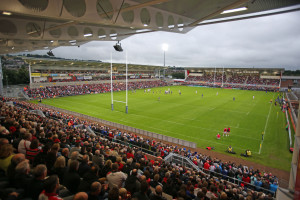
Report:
203,161,210,170
126,149,134,159
242,174,251,186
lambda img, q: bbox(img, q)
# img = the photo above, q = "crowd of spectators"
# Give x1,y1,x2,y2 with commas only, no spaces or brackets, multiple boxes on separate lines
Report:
185,74,215,83
226,75,247,85
185,73,280,91
37,76,153,83
25,80,168,99
186,74,279,86
246,76,279,86
0,96,279,200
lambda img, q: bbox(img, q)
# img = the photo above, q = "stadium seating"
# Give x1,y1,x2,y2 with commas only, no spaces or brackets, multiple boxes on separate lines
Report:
186,73,280,91
0,97,278,200
25,80,168,99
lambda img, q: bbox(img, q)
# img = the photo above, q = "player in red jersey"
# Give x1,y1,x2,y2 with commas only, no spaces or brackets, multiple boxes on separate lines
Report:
223,128,227,137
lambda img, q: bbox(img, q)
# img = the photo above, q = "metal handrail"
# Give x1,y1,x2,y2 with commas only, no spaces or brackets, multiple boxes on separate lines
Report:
164,153,200,172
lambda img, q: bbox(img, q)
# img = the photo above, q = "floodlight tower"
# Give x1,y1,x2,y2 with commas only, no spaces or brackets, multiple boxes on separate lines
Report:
162,43,168,79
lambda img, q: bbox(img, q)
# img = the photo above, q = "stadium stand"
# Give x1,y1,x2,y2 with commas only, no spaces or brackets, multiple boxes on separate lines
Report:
25,80,168,99
0,96,278,200
185,68,281,91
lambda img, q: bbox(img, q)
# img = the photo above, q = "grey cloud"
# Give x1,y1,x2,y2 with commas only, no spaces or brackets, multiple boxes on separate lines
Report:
30,11,300,70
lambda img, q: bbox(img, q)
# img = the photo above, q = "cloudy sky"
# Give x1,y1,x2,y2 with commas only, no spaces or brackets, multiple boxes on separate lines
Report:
34,11,300,70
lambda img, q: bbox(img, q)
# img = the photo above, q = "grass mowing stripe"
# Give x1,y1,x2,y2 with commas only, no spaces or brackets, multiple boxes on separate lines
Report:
258,93,275,154
118,117,256,152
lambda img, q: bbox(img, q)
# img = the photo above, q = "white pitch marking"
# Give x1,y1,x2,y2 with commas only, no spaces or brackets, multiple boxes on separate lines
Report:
258,94,274,154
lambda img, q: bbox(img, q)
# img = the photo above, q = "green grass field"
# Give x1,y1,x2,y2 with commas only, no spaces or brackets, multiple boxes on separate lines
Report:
36,86,292,171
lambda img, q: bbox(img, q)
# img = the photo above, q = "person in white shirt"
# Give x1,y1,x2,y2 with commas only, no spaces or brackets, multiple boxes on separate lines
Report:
106,163,127,189
18,133,32,155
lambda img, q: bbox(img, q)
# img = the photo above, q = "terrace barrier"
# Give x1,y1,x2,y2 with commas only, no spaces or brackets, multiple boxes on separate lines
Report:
40,104,197,149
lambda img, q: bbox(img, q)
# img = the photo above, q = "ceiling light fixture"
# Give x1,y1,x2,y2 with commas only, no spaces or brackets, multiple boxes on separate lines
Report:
84,33,93,37
2,11,12,15
221,7,248,14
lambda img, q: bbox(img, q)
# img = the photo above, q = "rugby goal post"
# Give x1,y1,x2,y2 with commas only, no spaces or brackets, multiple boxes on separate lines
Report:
111,52,128,114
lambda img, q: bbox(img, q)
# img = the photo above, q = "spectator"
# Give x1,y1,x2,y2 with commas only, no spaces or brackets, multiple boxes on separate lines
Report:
52,156,67,183
78,154,91,177
107,163,127,189
132,181,150,200
78,165,99,192
0,143,15,173
88,181,106,200
7,153,25,182
46,143,60,171
119,188,129,200
92,149,104,167
100,159,112,178
68,151,79,167
33,143,51,167
27,164,47,199
25,139,40,163
149,185,166,200
73,192,88,200
107,187,119,200
18,132,31,155
63,160,81,194
13,160,32,190
125,168,140,195
38,175,62,200
61,147,70,164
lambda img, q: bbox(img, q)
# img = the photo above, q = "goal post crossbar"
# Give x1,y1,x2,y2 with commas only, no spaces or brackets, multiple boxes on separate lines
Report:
113,100,126,103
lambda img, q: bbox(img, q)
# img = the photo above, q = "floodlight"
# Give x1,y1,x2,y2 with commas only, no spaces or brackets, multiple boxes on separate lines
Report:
2,11,12,16
162,43,168,51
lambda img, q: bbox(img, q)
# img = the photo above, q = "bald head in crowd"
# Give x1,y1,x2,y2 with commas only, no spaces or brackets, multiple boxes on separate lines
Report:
73,192,88,200
90,182,101,195
0,138,9,148
155,185,163,195
62,148,69,157
82,154,89,163
95,150,100,155
15,160,30,175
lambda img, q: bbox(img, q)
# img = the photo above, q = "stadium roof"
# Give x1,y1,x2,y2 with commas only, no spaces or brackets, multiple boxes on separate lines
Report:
186,67,285,73
0,0,299,54
23,57,163,71
22,56,284,72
